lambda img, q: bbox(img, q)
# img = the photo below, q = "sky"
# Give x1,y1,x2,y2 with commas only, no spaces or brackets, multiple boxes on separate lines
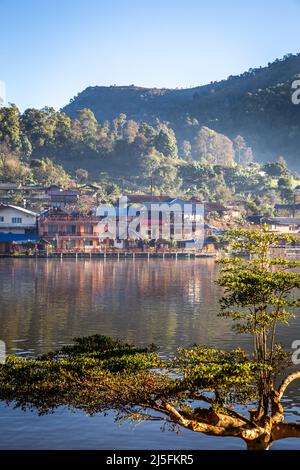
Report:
1,0,300,111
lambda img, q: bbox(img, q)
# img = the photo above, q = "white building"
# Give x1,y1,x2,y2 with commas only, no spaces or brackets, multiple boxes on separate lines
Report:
264,217,300,234
0,205,37,234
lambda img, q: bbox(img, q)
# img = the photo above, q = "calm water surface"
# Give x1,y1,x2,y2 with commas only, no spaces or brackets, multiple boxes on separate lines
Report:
0,258,300,450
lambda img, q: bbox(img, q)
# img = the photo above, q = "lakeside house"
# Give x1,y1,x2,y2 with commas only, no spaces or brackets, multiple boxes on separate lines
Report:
0,204,38,253
0,194,234,254
38,196,213,253
107,195,208,242
38,209,105,251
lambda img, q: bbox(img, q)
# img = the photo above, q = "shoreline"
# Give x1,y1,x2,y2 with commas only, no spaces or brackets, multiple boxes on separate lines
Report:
0,251,217,260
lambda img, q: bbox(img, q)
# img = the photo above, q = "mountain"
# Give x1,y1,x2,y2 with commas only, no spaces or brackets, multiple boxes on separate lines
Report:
63,53,300,169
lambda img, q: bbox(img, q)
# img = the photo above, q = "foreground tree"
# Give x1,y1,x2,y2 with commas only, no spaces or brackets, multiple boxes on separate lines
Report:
1,228,300,450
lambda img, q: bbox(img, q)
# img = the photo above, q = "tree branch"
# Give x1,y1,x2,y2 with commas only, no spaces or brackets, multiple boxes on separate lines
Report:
160,401,265,441
277,371,300,401
271,421,300,441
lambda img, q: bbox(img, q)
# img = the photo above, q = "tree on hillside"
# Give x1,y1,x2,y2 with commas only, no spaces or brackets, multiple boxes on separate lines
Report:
181,140,192,161
124,120,139,143
195,127,235,167
138,123,157,144
155,125,178,159
214,184,234,205
75,168,89,184
152,162,182,194
20,134,33,160
77,108,99,151
21,107,57,150
53,112,72,149
111,113,127,139
140,149,162,187
0,142,29,183
30,158,73,187
1,229,300,450
0,104,22,151
263,159,289,177
233,135,254,165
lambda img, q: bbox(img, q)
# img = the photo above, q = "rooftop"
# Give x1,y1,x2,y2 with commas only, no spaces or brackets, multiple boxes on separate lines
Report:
0,204,37,216
48,189,80,196
0,183,22,190
40,214,99,222
264,217,300,225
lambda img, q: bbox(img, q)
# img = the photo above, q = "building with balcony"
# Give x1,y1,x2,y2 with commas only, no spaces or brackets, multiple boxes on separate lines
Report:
38,209,105,251
48,186,80,208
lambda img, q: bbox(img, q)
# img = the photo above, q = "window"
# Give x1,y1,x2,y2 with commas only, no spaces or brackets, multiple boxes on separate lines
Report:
66,224,77,235
84,240,93,246
12,217,22,224
84,224,93,234
0,216,4,222
48,224,59,234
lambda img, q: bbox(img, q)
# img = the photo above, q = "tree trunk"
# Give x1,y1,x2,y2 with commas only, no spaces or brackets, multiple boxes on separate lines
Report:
246,440,271,451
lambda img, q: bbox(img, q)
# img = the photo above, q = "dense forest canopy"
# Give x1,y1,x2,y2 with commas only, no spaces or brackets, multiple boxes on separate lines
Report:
0,100,299,214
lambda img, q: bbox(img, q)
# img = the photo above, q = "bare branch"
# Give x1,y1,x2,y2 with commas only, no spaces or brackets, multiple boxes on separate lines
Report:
271,421,300,441
277,371,300,401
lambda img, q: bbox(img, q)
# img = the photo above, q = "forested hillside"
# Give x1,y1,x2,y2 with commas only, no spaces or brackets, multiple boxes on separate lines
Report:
0,100,299,216
0,103,249,180
0,54,300,214
63,53,300,168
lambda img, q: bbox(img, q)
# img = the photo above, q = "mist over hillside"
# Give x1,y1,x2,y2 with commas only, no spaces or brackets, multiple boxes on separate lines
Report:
1,56,300,214
63,53,300,169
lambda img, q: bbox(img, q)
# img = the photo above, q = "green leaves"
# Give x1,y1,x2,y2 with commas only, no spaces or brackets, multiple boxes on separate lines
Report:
217,227,300,410
0,336,164,415
218,227,300,333
173,346,269,399
0,335,271,416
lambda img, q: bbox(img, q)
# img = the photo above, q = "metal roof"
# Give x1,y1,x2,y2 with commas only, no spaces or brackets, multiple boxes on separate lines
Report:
0,204,37,216
265,217,300,225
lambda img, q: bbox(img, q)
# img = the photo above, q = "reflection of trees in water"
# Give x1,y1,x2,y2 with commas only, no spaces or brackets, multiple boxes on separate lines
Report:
0,259,235,356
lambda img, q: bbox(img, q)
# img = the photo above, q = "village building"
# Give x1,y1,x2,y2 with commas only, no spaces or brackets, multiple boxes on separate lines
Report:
263,217,300,234
0,183,23,203
38,209,105,251
0,204,38,253
47,185,80,208
275,203,300,218
100,195,219,244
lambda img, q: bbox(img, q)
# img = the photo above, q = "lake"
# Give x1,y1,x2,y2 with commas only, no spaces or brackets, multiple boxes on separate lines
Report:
0,258,300,450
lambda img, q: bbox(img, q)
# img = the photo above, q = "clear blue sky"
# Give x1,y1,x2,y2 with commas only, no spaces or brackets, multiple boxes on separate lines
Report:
1,0,300,111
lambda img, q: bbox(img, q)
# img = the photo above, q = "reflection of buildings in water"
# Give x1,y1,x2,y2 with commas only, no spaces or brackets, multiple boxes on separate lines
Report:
0,259,236,356
186,260,215,304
